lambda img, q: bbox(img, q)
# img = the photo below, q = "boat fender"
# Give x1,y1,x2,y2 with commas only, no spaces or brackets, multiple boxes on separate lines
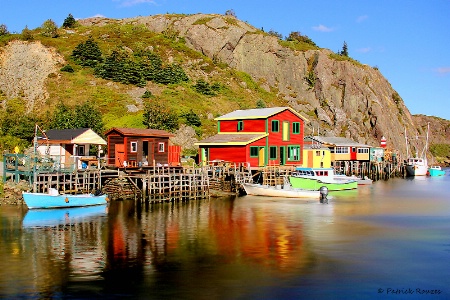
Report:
65,197,69,203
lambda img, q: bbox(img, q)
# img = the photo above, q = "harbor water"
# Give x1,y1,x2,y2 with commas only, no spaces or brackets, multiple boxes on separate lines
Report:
1,171,449,299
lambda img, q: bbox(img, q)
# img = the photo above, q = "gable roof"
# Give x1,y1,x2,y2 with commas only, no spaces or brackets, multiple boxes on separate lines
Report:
307,136,371,148
215,107,308,122
104,127,174,137
42,128,107,145
196,133,268,146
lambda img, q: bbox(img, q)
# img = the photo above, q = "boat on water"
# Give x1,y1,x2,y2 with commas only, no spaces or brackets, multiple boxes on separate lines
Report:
23,204,108,228
428,166,446,177
22,189,108,209
289,167,358,191
242,180,320,199
404,123,429,176
334,174,373,185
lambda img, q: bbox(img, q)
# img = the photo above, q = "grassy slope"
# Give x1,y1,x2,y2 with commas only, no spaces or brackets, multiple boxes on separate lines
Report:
29,20,287,137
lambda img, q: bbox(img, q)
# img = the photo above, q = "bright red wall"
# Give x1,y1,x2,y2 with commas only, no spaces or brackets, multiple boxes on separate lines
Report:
219,119,266,132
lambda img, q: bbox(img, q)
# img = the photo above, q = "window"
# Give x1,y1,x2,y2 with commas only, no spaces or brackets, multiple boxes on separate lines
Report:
287,145,300,161
78,145,85,156
131,141,137,152
250,146,259,157
271,120,279,132
282,121,290,141
237,121,244,131
158,142,165,152
336,147,349,154
315,150,321,156
269,146,277,159
358,148,369,153
292,122,300,134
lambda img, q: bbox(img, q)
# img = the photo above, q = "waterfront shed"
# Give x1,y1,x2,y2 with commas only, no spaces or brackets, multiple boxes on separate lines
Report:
37,128,107,169
196,107,308,168
104,127,177,167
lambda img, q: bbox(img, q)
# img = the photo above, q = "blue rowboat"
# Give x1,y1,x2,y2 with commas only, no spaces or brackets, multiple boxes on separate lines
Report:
22,189,108,209
23,204,108,228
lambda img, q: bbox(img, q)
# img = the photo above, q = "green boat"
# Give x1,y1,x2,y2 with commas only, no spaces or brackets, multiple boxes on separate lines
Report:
289,167,358,191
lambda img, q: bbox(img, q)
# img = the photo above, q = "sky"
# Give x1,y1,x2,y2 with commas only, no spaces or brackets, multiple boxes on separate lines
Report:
1,0,450,120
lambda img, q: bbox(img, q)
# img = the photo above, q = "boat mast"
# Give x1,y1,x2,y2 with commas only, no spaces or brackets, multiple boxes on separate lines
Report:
405,127,409,159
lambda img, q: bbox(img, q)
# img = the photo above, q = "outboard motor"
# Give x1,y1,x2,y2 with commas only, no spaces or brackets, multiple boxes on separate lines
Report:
319,186,328,204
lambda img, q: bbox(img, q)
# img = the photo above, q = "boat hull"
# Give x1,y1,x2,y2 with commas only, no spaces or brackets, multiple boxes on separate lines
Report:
242,183,320,199
22,192,108,209
289,176,357,191
405,164,428,176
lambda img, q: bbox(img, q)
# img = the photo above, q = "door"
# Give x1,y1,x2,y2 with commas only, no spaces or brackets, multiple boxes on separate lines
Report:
115,144,125,167
279,146,285,166
351,147,357,160
258,147,265,167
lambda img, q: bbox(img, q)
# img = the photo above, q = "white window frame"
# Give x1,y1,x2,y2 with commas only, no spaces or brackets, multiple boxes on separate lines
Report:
131,141,138,153
158,142,165,153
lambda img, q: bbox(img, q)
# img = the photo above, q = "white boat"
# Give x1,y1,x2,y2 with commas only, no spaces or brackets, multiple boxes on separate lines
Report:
242,178,320,199
335,174,373,185
404,123,429,177
405,157,428,176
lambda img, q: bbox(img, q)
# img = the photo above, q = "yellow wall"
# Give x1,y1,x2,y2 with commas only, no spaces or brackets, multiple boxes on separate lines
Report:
302,149,331,168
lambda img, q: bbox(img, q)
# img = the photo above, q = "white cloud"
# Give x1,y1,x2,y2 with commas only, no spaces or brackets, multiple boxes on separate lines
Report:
312,24,334,32
116,0,157,7
356,47,371,53
435,67,450,75
356,15,368,23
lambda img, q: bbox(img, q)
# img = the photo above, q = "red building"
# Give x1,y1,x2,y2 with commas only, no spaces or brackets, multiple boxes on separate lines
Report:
104,128,179,167
196,107,307,168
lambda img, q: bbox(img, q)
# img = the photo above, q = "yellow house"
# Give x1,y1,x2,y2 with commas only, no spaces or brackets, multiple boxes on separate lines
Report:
302,145,331,168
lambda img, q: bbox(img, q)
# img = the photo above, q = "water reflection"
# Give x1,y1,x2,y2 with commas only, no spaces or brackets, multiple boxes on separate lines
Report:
0,173,449,298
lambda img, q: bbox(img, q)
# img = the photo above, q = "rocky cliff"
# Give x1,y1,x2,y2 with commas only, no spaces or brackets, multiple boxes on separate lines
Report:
123,14,427,158
1,13,448,161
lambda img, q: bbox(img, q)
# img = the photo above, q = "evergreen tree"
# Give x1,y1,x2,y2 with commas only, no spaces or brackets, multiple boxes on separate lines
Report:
62,14,77,28
72,38,103,67
341,41,349,57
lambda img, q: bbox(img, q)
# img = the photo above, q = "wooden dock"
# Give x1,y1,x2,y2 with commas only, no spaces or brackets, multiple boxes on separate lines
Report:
4,154,407,203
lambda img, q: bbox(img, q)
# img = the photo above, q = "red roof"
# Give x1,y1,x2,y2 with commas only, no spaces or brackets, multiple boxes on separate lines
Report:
104,127,174,137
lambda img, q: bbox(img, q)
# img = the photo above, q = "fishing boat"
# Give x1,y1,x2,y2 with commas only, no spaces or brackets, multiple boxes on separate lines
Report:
289,167,358,191
22,189,108,209
242,179,320,199
405,123,429,176
428,166,446,177
22,204,108,228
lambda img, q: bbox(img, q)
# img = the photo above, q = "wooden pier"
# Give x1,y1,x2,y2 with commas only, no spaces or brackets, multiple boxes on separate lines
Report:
4,153,407,204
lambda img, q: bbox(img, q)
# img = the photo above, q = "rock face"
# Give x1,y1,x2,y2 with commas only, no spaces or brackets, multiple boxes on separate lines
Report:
124,14,422,157
0,40,65,111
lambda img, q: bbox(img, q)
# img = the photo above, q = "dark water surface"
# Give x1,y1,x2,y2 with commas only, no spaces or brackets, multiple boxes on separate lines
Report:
1,172,450,299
